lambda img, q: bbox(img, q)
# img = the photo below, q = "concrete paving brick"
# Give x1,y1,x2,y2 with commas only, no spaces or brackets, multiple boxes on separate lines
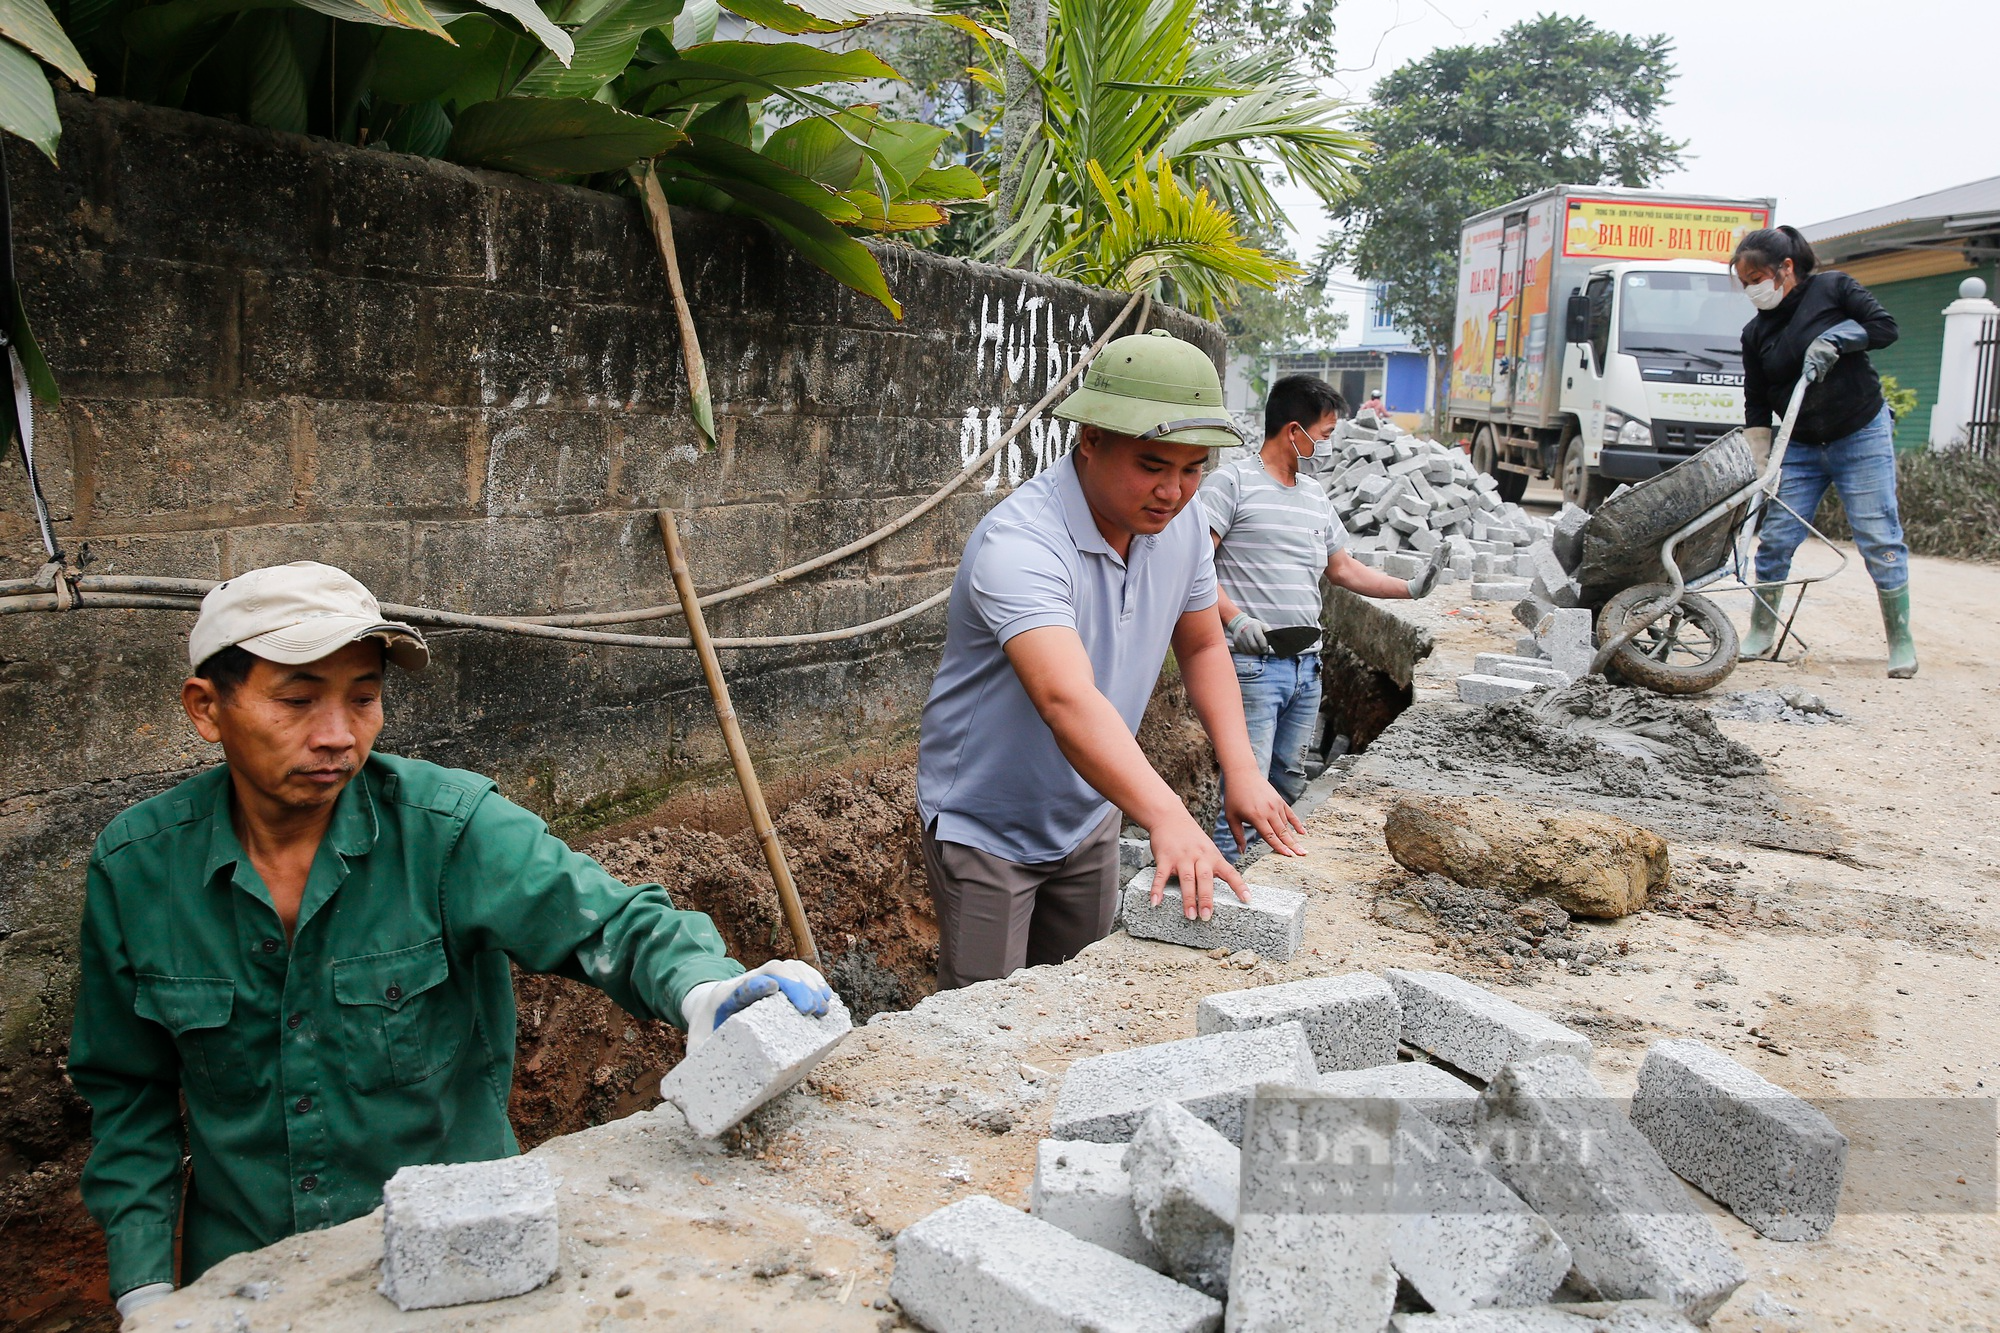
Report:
1125,1102,1240,1298
1472,581,1533,601
1409,527,1441,554
1119,870,1305,961
1629,1038,1847,1241
1431,503,1470,528
1529,572,1583,609
1457,673,1541,704
1474,652,1554,676
658,992,852,1137
1551,503,1591,572
378,1157,558,1311
1226,1088,1398,1333
1031,1140,1162,1269
1197,973,1401,1072
1475,1055,1748,1322
1390,1107,1570,1313
1049,1022,1318,1145
1388,512,1424,536
1118,836,1154,875
1514,597,1554,632
1319,1061,1481,1148
1388,454,1430,476
891,1194,1223,1333
1486,661,1573,687
1535,607,1596,680
1384,970,1591,1081
1514,635,1542,658
1383,551,1427,578
1391,1300,1700,1331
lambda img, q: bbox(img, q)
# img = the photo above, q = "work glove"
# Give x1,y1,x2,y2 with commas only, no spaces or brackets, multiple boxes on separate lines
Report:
1226,612,1272,655
681,959,833,1051
1803,319,1866,383
117,1283,172,1326
1406,545,1450,599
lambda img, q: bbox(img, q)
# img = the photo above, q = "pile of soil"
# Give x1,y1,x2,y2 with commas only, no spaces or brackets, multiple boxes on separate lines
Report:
0,1056,107,1332
512,766,943,1149
1356,677,1840,855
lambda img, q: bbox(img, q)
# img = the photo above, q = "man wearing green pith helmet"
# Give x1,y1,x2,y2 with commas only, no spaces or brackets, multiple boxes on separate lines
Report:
917,328,1306,990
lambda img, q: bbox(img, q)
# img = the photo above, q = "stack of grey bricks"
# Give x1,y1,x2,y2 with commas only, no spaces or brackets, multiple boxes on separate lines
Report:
891,966,1837,1331
1456,502,1599,704
1291,413,1554,591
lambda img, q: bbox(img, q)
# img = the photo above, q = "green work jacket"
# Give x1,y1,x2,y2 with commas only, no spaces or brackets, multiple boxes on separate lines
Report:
68,752,745,1297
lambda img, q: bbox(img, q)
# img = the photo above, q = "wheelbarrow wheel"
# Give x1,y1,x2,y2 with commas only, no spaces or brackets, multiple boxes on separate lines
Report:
1595,584,1740,695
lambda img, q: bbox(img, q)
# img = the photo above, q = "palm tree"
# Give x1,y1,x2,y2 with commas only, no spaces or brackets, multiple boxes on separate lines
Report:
984,0,1367,316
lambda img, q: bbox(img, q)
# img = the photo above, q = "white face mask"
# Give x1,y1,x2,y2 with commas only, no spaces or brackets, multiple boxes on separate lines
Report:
1295,432,1337,476
1745,278,1785,311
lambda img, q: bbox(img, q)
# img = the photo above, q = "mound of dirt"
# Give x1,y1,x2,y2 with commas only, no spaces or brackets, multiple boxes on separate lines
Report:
1355,677,1839,855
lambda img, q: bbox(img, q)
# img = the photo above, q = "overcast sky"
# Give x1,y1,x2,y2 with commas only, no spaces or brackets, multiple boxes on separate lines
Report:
1283,0,2000,336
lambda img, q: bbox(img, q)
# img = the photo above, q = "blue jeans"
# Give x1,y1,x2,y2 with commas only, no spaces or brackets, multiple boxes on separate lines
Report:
1211,651,1321,861
1755,405,1909,593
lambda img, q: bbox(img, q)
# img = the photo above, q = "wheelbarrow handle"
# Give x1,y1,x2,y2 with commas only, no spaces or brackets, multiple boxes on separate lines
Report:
1582,376,1813,679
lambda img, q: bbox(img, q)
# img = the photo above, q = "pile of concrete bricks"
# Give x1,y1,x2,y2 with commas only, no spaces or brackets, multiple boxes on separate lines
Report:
1298,413,1554,591
1456,503,1599,704
891,966,1846,1332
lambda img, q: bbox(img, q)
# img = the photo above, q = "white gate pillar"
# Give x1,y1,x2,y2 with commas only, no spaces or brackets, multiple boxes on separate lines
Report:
1931,276,1999,448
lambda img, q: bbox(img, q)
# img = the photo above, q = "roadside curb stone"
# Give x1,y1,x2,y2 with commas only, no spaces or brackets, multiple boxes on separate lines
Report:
1629,1038,1847,1241
1384,969,1592,1080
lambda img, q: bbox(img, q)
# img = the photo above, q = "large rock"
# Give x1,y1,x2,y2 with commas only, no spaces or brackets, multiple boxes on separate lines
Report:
1383,796,1666,920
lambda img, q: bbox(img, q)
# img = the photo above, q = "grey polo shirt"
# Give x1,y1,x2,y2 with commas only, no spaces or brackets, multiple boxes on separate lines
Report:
917,453,1218,864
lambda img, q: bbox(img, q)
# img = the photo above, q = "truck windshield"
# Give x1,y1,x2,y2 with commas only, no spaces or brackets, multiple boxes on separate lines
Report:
1619,271,1750,361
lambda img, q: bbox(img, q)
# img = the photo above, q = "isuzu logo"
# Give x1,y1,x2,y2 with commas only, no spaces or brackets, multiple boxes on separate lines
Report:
1694,372,1745,387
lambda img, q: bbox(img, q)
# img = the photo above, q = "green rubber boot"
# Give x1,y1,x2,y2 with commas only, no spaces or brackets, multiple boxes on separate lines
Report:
1880,585,1918,679
1742,584,1783,658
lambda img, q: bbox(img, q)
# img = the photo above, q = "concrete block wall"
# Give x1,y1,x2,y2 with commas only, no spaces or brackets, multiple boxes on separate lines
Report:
0,95,1216,1205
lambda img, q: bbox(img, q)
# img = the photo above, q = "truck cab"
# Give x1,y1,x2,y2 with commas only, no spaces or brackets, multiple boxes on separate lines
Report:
1558,260,1753,507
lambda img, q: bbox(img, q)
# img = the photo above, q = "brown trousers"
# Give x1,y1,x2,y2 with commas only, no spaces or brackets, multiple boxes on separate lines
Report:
922,808,1123,990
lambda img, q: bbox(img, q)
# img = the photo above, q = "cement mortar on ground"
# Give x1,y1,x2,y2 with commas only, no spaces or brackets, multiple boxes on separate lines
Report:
1356,677,1840,855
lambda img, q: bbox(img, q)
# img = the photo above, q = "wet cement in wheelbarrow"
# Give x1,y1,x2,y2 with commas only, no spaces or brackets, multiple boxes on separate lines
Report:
1353,676,1843,856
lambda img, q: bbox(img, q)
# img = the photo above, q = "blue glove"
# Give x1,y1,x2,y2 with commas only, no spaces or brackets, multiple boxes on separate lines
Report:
1804,319,1866,383
682,960,833,1049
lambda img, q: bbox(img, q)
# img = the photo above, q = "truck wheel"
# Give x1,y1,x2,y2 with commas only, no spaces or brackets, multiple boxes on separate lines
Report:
1559,430,1610,511
1472,426,1527,503
1595,585,1739,695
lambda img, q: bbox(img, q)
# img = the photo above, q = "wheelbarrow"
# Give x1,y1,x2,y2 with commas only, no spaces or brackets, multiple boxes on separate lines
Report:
1574,375,1846,695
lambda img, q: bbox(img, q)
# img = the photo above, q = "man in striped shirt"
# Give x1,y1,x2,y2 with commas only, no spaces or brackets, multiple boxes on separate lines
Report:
1201,375,1446,860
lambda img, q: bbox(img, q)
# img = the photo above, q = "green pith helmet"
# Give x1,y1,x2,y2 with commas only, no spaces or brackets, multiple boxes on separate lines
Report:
1054,328,1243,448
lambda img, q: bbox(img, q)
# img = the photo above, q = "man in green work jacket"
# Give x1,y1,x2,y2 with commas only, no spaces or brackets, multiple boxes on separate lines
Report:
69,561,832,1319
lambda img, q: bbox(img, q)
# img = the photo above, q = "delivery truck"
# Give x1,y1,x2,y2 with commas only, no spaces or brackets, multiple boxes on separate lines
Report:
1445,186,1775,509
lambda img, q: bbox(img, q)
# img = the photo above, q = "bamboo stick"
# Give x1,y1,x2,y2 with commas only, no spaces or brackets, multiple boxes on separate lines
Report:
657,508,820,967
637,164,716,450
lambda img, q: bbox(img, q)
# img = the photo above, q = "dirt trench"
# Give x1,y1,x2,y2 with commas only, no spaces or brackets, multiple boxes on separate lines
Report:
509,676,1223,1151
6,674,1222,1331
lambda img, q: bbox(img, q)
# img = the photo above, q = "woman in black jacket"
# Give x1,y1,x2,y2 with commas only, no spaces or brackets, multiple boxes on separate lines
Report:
1735,224,1915,678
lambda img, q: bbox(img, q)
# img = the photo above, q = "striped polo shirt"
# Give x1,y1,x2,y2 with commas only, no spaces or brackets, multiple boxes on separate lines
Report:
1199,450,1348,652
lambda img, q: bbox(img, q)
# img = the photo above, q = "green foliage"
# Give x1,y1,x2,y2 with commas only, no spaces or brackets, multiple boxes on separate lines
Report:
1880,374,1919,422
33,0,993,310
1191,0,1334,80
0,0,94,159
983,0,1365,317
1325,13,1684,351
1815,445,2000,565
